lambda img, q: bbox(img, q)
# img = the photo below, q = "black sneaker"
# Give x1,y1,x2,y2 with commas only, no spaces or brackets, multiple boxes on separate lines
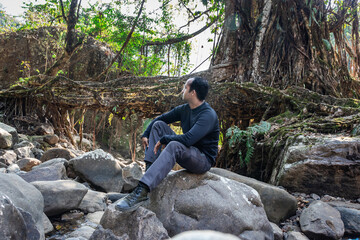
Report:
115,185,149,212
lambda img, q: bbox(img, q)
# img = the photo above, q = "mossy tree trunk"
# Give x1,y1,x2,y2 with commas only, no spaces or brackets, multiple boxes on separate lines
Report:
211,0,360,98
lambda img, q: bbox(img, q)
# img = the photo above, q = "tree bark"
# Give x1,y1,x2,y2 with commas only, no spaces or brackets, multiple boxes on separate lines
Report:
251,0,272,83
211,0,359,98
46,0,83,77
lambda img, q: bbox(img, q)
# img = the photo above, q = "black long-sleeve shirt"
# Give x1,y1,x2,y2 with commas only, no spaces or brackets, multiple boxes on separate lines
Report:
142,102,220,165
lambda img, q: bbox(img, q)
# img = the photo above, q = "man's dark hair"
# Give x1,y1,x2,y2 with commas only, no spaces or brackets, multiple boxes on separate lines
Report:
189,77,209,101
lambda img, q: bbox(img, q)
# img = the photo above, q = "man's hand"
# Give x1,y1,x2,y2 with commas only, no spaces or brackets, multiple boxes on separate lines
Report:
141,137,149,150
154,141,166,154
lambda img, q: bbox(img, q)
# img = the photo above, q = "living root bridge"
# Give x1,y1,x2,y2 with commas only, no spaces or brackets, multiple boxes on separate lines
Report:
1,73,360,133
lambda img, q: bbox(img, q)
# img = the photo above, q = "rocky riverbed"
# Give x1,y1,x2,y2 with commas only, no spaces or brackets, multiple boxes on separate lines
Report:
0,121,359,240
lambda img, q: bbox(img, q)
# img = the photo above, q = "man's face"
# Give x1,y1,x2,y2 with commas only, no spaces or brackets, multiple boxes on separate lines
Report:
182,79,193,101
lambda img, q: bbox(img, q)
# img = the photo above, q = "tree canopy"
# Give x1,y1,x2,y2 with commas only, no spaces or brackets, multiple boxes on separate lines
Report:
0,0,224,77
1,0,359,85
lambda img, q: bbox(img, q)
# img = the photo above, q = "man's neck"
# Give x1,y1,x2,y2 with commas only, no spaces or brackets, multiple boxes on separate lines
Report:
189,100,205,109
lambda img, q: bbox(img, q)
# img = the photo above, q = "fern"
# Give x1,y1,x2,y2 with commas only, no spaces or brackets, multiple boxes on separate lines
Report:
226,121,271,166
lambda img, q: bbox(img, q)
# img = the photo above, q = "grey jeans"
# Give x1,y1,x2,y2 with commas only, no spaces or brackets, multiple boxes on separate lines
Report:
141,121,211,191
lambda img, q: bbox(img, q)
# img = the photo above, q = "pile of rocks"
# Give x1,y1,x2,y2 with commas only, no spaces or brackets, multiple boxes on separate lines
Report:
280,192,360,240
0,121,359,240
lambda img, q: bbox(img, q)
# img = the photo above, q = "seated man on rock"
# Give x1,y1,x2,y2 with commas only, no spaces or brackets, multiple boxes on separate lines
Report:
115,76,220,212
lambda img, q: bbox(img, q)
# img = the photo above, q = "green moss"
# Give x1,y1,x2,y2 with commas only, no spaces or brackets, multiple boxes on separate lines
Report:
333,117,345,122
343,99,360,108
275,119,283,124
268,110,297,123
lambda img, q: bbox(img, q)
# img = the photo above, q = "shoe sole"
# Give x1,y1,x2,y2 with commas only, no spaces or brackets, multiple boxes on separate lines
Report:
115,198,149,213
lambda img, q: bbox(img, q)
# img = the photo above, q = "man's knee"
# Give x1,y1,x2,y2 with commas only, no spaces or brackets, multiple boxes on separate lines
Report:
165,141,186,158
151,120,167,131
166,141,182,149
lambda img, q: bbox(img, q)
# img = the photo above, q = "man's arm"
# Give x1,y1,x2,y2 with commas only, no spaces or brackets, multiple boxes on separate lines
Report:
159,109,217,147
141,105,184,139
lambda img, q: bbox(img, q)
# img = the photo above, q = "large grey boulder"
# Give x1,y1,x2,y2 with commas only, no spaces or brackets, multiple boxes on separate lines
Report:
172,230,240,240
270,222,283,240
40,147,76,162
285,231,310,240
0,193,27,240
32,180,88,216
335,206,360,238
19,163,67,182
210,167,297,223
17,207,44,240
67,226,95,239
33,157,68,170
300,200,344,240
270,135,360,199
328,201,360,210
0,173,45,239
0,127,12,149
99,205,169,240
0,149,17,165
69,149,127,192
147,170,273,239
122,162,143,191
0,122,19,144
89,225,129,240
86,211,105,225
78,189,107,213
43,213,54,234
239,230,275,240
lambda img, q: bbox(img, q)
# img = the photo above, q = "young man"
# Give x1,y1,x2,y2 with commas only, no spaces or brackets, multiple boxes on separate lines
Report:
115,76,220,212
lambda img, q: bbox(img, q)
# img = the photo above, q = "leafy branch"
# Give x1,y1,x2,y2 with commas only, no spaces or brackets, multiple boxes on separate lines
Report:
92,0,146,81
143,15,219,47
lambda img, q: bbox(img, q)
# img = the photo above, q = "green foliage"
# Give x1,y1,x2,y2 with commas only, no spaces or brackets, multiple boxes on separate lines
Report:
226,121,271,166
142,118,152,133
20,0,70,29
21,0,222,77
108,113,114,126
2,0,224,77
56,69,65,76
0,4,20,32
75,0,198,76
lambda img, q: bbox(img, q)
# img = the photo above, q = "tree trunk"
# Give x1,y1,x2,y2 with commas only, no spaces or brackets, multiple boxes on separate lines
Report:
211,0,360,98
